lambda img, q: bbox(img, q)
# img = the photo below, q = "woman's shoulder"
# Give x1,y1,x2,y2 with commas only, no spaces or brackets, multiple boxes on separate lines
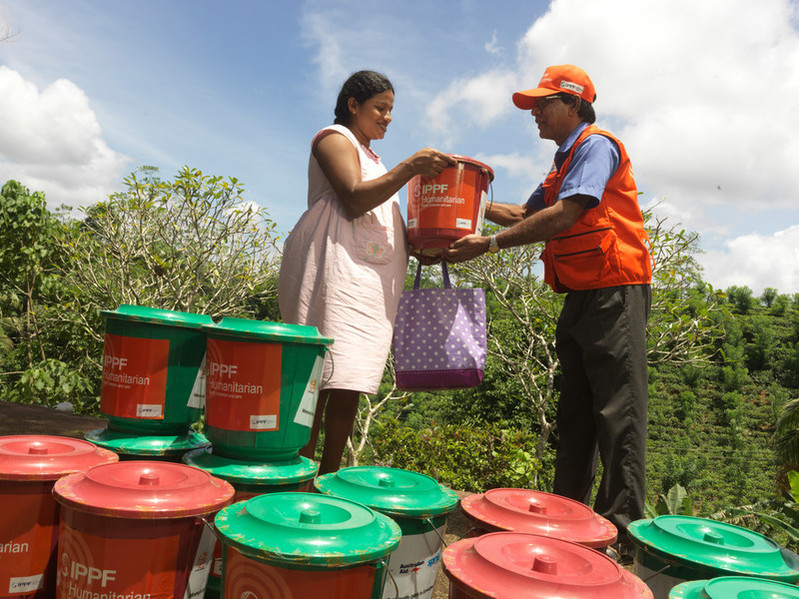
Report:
312,124,358,149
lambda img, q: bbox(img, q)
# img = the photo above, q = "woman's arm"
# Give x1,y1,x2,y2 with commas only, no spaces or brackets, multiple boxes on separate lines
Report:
314,132,454,218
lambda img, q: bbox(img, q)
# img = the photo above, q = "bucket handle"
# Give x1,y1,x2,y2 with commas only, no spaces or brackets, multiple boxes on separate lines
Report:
383,558,400,599
198,515,217,535
425,517,449,548
641,563,673,582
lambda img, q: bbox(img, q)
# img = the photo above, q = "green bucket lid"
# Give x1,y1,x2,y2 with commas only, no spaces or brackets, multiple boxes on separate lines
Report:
670,576,799,598
183,447,318,487
214,491,401,568
203,317,333,346
628,515,799,581
100,304,213,329
314,466,459,519
86,427,210,456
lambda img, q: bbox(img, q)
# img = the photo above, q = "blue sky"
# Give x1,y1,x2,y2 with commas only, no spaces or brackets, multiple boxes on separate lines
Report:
0,0,798,294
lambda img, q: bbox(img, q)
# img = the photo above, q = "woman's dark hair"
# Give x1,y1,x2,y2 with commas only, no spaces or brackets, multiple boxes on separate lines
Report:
334,70,394,125
558,93,596,124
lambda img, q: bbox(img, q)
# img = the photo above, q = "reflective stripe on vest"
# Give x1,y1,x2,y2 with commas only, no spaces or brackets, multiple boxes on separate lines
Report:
541,124,652,293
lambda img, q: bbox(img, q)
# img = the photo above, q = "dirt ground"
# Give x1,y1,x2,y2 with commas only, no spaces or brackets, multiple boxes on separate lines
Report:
0,400,469,599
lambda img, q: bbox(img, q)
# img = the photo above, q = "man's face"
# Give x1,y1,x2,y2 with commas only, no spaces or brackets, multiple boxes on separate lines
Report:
531,95,578,145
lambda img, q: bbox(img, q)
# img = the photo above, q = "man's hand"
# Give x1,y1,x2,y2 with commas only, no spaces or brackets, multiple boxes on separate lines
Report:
445,235,490,263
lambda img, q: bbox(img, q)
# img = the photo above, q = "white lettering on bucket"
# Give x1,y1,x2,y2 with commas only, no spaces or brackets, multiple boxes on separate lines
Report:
64,554,117,588
209,362,238,378
103,355,128,370
421,183,448,195
0,540,29,554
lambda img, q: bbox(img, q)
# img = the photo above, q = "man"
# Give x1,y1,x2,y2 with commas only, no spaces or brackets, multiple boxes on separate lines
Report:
446,64,652,556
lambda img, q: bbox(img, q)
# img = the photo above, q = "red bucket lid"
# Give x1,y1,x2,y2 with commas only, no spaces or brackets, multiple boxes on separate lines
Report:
461,488,617,548
448,154,495,181
0,435,118,481
442,532,652,599
53,460,235,519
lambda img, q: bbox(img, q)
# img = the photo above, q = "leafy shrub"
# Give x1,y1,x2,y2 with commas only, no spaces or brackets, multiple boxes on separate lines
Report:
368,419,544,493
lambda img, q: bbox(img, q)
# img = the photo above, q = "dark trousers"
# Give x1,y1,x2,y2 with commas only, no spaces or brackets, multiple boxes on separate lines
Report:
552,284,651,541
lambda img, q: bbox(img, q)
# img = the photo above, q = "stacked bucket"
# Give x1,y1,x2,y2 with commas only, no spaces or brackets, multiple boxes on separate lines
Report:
443,487,652,599
0,435,118,598
87,305,332,466
627,514,799,598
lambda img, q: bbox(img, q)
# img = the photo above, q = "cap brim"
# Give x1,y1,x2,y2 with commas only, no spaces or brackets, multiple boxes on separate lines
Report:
512,88,560,110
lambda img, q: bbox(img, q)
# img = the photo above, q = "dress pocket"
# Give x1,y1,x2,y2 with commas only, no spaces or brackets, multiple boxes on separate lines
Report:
354,218,395,264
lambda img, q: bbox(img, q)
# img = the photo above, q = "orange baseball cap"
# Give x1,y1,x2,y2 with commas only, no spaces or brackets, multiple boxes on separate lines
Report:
512,64,596,109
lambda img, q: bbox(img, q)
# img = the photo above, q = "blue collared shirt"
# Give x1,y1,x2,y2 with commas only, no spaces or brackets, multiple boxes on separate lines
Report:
525,121,620,211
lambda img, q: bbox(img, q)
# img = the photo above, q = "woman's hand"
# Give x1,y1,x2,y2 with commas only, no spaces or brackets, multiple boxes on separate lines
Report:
404,149,457,177
409,246,443,265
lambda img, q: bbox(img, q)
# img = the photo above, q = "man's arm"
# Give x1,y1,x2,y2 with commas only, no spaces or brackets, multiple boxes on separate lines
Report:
445,194,590,262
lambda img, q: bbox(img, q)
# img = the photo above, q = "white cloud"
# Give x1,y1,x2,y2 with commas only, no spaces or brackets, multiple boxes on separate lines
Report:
0,66,130,208
421,0,799,292
510,0,799,223
485,31,502,56
701,226,799,295
425,69,520,142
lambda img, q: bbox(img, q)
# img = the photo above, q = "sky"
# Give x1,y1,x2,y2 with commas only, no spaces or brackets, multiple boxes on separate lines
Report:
0,0,797,295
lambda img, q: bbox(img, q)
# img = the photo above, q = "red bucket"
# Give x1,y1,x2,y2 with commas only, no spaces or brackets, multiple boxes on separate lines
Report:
53,461,234,599
460,488,617,549
407,154,494,253
0,435,117,599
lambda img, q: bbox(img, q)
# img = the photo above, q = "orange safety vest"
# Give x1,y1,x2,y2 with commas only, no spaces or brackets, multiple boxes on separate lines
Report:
540,124,652,293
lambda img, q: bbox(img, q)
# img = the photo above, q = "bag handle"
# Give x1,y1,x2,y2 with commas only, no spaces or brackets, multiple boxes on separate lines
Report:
413,260,451,290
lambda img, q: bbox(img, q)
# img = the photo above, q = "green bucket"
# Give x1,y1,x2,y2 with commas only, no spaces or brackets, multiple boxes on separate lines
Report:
670,576,799,598
99,304,213,435
183,448,319,599
214,491,401,599
315,466,459,599
201,317,333,461
628,515,799,599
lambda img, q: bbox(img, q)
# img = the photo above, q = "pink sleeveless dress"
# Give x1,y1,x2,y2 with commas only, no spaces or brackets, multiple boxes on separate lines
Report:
278,125,409,394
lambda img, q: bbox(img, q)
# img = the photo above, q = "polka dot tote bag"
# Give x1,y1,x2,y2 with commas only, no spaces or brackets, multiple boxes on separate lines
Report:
392,262,486,390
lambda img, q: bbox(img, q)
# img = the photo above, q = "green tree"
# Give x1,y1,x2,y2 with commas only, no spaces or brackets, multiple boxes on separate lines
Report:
0,181,90,407
62,166,280,321
10,168,279,413
761,287,779,308
727,285,755,314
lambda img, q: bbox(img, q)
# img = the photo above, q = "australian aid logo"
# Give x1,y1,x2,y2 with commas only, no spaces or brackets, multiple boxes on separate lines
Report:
205,338,282,432
100,333,169,419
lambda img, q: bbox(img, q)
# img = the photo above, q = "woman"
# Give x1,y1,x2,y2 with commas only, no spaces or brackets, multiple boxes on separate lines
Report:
278,70,454,474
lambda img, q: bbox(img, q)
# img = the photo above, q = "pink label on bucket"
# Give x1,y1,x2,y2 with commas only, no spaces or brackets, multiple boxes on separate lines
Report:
223,547,377,599
100,334,169,420
1,490,57,596
205,338,282,432
56,521,180,599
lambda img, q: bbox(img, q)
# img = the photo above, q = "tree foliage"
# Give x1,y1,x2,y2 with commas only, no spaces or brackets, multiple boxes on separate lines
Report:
0,168,282,413
62,166,280,326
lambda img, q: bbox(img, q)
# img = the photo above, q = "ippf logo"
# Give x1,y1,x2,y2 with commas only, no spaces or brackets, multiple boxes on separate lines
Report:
414,182,448,198
103,355,128,370
209,361,238,378
61,552,117,588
